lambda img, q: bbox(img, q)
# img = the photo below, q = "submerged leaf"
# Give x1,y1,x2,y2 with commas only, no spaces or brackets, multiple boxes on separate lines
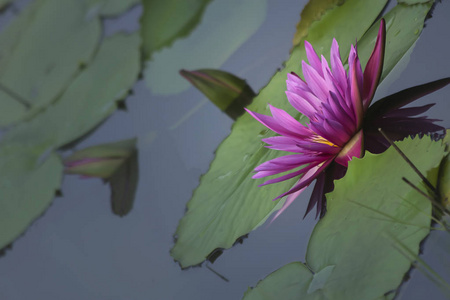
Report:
180,69,255,119
243,136,447,300
109,147,138,217
143,0,267,95
140,0,212,57
0,33,141,249
0,0,101,127
3,33,141,149
171,0,388,268
65,139,139,217
0,148,63,251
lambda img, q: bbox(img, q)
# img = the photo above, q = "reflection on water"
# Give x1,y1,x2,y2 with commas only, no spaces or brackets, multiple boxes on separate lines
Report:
0,0,448,299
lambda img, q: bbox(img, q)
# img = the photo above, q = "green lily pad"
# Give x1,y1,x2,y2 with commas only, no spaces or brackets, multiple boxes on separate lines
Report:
143,0,267,95
243,136,447,300
357,0,433,81
292,0,344,47
140,0,212,58
0,148,63,250
171,0,388,268
0,33,141,250
3,33,141,149
0,0,101,127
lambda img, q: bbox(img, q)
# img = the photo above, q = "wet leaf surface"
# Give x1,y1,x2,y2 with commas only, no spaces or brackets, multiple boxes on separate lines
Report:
0,148,63,251
140,0,211,57
243,135,447,300
0,0,101,127
0,33,141,250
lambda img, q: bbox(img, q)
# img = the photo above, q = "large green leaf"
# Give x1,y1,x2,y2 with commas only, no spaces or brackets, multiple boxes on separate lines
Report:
243,136,447,300
2,33,141,149
140,0,211,58
171,0,388,268
0,33,140,250
143,0,267,95
292,0,344,47
357,0,433,80
0,148,63,250
0,0,101,127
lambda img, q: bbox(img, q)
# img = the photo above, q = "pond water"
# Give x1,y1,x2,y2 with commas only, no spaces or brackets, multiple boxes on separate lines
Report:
0,0,448,299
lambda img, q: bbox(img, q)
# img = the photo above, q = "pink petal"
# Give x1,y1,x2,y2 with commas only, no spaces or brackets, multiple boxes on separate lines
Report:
273,159,333,200
304,41,323,76
254,154,321,172
302,61,330,101
245,108,307,139
269,105,310,135
362,19,386,110
348,50,364,128
258,162,321,186
330,39,347,94
270,186,308,223
285,91,318,118
335,130,363,166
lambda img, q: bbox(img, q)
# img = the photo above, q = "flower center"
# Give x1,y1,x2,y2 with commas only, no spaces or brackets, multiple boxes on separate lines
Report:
311,135,338,148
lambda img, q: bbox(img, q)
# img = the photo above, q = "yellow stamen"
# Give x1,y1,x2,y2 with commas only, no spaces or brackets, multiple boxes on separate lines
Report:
311,135,338,147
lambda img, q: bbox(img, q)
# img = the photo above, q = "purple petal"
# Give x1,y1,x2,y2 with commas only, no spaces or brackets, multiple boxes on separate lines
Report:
254,154,322,172
383,104,435,118
285,91,318,118
245,108,308,139
304,41,323,76
268,104,310,135
302,61,329,101
274,159,334,200
259,162,320,186
330,39,347,94
348,51,364,128
335,130,363,166
362,19,386,109
366,77,450,118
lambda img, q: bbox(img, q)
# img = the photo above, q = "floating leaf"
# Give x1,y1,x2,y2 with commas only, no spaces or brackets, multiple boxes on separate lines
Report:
0,0,101,127
180,69,255,119
357,1,433,80
143,0,267,95
171,0,388,268
85,0,140,17
65,139,139,217
2,33,141,149
243,136,447,300
0,33,140,249
140,0,212,57
292,0,344,47
0,148,63,251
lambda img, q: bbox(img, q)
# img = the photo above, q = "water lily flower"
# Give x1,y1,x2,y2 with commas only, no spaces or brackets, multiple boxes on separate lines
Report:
245,19,448,219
